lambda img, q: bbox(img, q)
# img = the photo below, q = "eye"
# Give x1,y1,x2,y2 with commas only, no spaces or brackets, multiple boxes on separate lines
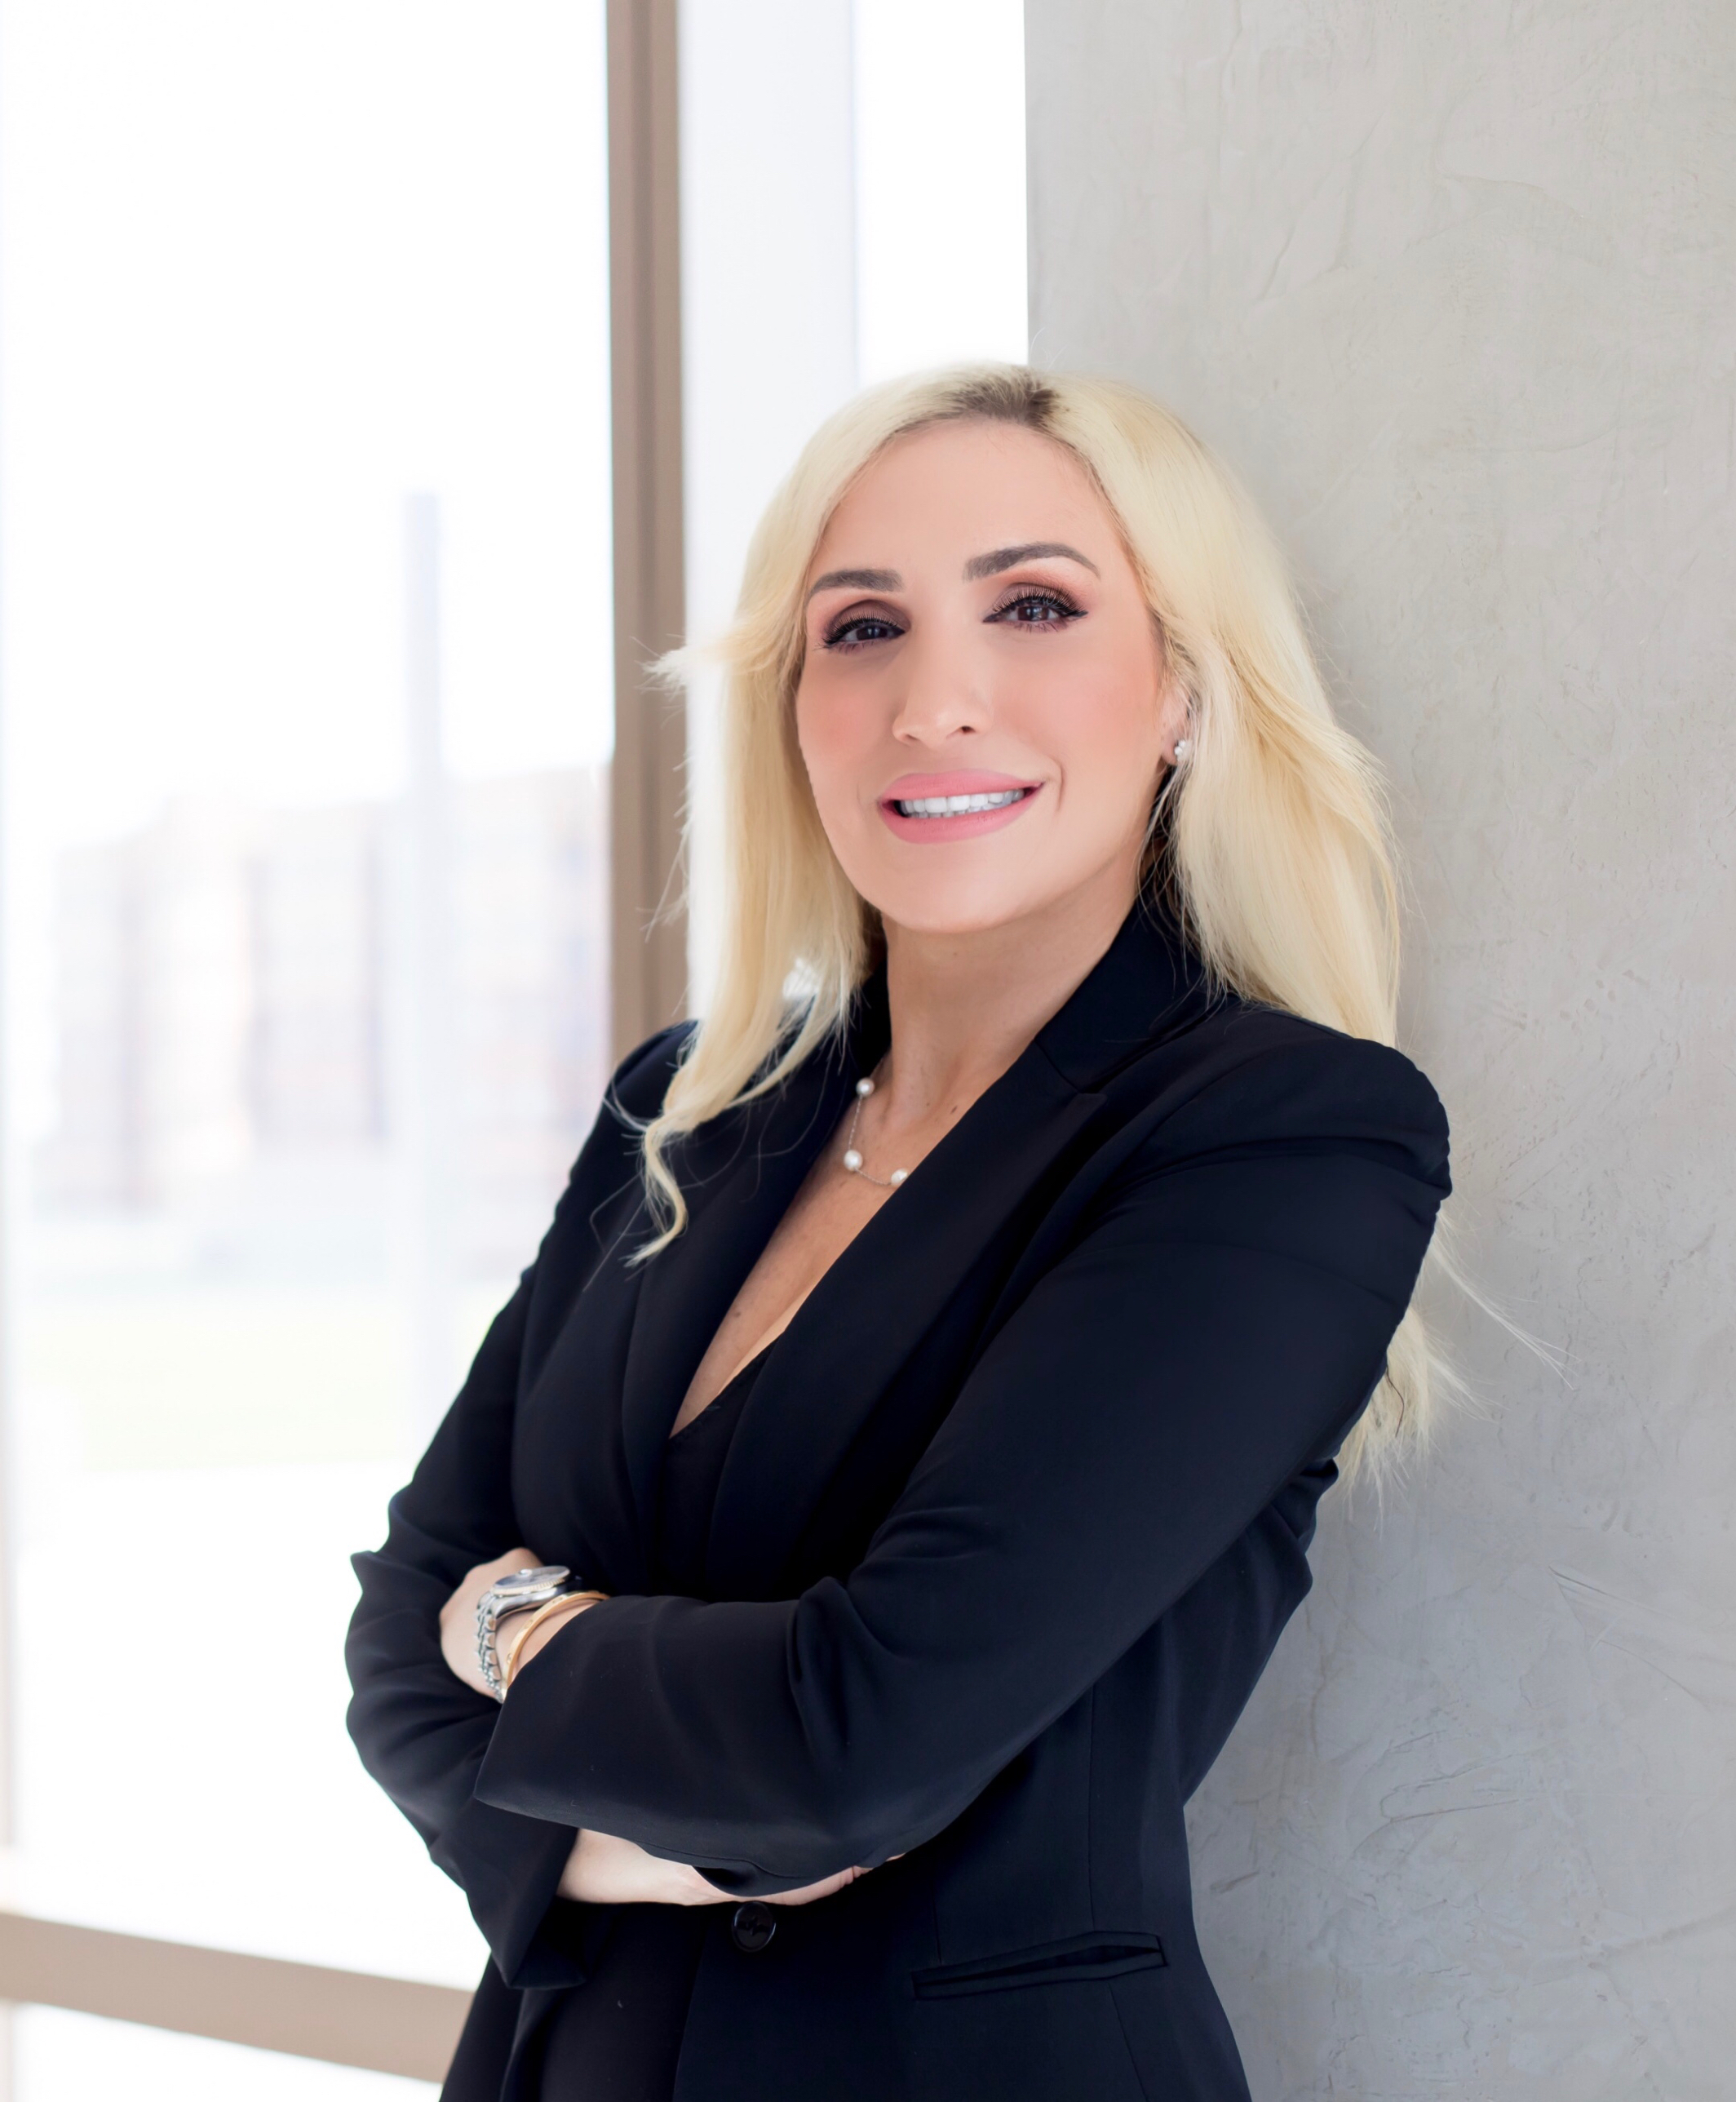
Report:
988,585,1084,629
822,606,906,651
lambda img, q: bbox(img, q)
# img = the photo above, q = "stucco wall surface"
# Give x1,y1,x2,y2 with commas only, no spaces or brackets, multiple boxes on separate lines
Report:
1025,5,1735,2096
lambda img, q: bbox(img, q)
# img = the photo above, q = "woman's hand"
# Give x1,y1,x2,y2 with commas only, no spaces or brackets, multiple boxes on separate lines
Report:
438,1545,547,1698
441,1558,884,1907
557,1828,870,1909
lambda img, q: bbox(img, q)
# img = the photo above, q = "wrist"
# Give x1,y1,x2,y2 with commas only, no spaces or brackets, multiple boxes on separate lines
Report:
472,1563,573,1700
503,1593,603,1689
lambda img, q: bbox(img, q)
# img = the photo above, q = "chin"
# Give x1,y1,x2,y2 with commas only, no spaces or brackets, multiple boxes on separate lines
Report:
868,883,1046,942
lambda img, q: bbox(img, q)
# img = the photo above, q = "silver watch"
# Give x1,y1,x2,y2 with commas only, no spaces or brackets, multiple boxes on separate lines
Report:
475,1563,572,1701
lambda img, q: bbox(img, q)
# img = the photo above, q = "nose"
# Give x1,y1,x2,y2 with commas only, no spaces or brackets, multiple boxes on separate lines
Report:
888,624,991,747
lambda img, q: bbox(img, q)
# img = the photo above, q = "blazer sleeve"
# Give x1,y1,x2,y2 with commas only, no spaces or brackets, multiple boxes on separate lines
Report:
471,1030,1451,1893
343,1022,689,1987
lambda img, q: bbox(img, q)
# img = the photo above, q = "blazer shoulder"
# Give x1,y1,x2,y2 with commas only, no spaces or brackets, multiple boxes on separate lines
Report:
604,1019,698,1124
1158,1002,1451,1194
550,1020,693,1219
530,1022,696,1288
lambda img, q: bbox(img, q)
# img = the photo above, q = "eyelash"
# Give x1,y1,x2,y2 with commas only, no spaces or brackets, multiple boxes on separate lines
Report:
820,586,1084,651
822,610,903,652
989,585,1083,627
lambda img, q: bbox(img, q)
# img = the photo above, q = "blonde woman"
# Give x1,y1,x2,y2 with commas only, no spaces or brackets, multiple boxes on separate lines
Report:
348,366,1450,2102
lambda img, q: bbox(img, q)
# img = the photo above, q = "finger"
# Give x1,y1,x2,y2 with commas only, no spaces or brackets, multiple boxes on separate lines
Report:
487,1545,542,1578
761,1865,865,1907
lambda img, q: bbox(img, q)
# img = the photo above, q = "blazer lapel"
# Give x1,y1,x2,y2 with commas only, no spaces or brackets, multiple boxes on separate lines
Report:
615,1014,872,1550
705,1047,1105,1594
703,897,1211,1596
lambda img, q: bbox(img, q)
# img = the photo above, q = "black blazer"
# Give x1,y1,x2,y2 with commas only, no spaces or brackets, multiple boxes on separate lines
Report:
347,899,1450,2102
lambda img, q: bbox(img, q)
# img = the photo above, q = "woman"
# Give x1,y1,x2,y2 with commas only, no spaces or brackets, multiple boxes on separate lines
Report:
347,365,1451,2102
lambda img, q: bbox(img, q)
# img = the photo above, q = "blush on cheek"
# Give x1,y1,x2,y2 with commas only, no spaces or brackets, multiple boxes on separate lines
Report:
795,697,874,818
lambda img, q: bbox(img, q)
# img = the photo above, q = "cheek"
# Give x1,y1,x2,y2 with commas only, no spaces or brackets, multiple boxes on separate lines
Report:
1008,636,1164,805
795,672,875,807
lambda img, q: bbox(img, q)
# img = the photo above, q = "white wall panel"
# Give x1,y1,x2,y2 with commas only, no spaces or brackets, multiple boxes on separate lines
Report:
1026,5,1736,2094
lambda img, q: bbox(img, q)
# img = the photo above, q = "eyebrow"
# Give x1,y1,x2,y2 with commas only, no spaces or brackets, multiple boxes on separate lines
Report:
964,541,1100,580
804,541,1100,606
806,566,901,603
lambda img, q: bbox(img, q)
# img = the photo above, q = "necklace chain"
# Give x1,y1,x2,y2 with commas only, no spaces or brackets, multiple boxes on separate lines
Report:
840,1057,909,1190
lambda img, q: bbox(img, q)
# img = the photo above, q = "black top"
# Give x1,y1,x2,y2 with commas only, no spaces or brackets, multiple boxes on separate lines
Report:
346,898,1451,2102
655,1342,773,1596
533,1343,774,2100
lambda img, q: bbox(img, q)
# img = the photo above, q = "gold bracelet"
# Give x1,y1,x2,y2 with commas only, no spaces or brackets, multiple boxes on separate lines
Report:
503,1589,610,1690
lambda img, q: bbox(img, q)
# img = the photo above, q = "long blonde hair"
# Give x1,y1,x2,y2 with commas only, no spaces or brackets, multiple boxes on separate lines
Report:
636,363,1446,1480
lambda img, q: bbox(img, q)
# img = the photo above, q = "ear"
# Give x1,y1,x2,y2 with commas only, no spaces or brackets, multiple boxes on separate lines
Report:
1155,666,1193,762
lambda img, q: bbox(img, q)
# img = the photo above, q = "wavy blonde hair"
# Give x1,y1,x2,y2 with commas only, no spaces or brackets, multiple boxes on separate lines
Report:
633,363,1449,1480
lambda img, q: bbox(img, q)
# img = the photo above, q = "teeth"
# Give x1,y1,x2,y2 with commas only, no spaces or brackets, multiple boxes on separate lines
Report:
894,789,1028,817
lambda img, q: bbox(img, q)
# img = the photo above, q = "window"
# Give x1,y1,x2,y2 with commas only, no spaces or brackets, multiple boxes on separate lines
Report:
0,1,1025,2089
1,0,611,2086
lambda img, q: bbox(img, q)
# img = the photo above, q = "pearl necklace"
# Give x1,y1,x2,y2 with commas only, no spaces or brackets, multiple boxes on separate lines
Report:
840,1065,909,1189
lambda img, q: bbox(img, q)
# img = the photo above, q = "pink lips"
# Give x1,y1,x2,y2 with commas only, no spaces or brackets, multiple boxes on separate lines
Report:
877,770,1043,845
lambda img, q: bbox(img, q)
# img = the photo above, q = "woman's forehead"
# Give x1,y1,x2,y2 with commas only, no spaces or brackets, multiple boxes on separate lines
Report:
808,419,1114,574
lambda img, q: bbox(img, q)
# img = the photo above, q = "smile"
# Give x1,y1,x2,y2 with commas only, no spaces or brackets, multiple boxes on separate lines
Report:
892,788,1031,818
876,778,1043,844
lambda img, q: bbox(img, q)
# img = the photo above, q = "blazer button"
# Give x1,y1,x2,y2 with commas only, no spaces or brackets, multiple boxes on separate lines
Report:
730,1901,777,1953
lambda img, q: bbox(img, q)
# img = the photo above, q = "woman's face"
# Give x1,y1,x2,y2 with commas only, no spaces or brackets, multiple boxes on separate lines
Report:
795,418,1185,942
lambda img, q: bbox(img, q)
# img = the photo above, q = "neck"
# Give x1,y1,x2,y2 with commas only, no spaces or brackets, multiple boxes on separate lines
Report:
877,864,1140,1124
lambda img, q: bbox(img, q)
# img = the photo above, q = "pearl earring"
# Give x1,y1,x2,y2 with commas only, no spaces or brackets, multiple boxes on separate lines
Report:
1172,737,1193,765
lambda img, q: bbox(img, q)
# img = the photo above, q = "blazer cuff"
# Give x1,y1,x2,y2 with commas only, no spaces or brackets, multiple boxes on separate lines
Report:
431,1792,609,1990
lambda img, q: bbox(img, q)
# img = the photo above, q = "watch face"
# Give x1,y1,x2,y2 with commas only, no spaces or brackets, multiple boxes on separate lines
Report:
495,1564,569,1596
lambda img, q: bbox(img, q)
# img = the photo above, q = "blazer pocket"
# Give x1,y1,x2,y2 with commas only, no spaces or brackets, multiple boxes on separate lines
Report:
910,1931,1167,1999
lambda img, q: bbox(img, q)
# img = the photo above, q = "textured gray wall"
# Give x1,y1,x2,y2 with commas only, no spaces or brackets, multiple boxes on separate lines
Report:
1025,6,1735,2096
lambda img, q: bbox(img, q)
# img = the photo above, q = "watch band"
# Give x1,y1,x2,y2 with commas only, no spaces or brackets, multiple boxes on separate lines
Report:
474,1564,573,1701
